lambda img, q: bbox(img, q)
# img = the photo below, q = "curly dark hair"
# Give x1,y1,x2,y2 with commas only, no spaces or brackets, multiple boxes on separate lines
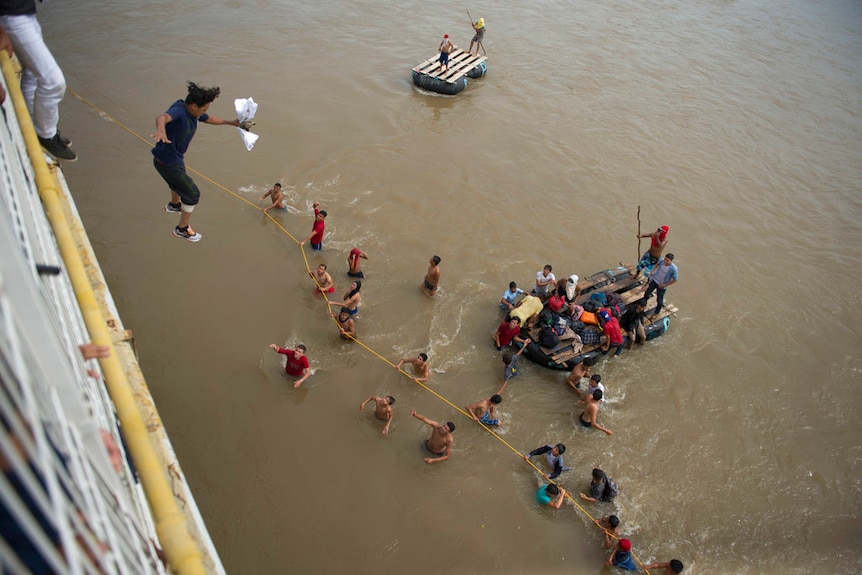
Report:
185,81,221,106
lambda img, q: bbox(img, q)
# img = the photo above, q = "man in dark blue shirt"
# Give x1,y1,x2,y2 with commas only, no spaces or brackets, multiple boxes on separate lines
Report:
151,81,240,242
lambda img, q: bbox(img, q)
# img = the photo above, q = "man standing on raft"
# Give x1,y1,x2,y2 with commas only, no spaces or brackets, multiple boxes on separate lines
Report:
468,17,485,56
634,225,669,277
438,34,454,74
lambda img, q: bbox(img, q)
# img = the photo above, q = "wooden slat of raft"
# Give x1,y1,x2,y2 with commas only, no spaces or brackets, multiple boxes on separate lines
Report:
551,342,600,364
412,48,486,83
573,265,643,305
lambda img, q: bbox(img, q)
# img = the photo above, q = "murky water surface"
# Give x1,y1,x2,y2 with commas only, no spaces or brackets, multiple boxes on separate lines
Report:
42,0,862,572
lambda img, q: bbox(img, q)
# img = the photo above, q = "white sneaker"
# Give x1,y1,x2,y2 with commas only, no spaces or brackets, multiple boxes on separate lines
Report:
172,226,202,242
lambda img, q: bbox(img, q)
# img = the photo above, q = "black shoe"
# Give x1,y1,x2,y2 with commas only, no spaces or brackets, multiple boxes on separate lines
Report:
38,133,77,162
57,131,72,147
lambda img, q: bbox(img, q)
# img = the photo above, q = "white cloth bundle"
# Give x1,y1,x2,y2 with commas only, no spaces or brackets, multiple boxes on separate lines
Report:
234,97,259,151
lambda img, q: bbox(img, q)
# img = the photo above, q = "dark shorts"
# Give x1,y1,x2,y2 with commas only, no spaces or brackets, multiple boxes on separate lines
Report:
439,52,449,65
424,279,437,291
348,270,364,278
153,158,200,206
348,307,358,315
424,439,446,458
579,413,592,428
310,243,323,251
637,252,660,271
472,30,485,43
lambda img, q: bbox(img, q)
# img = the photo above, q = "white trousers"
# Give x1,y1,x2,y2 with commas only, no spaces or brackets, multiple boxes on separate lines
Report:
0,14,65,139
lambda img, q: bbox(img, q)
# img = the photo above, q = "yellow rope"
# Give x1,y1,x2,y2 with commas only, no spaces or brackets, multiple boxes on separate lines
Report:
66,87,652,573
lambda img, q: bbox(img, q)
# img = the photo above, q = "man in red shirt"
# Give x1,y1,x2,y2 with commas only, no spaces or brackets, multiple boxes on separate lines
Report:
269,343,311,387
495,317,526,350
598,309,624,357
300,201,327,250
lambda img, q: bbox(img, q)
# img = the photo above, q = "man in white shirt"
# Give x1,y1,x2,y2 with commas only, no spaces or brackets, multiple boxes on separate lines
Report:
532,264,556,298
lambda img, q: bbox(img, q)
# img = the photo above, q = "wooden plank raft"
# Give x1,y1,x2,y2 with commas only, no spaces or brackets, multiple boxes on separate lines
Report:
412,48,486,83
525,277,679,365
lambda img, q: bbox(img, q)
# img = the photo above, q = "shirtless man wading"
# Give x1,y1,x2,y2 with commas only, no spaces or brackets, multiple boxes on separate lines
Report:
360,396,395,436
412,410,455,464
396,353,430,383
422,255,441,296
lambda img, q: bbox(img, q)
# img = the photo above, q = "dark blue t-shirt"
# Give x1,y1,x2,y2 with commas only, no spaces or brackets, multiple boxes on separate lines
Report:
151,100,209,165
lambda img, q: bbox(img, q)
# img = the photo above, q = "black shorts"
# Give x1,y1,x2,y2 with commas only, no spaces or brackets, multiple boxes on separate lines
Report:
153,158,200,206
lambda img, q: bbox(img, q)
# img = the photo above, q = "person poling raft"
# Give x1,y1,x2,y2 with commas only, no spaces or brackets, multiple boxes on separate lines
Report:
466,10,486,56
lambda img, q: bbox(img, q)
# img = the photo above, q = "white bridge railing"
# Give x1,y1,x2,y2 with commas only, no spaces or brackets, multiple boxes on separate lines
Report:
0,65,218,573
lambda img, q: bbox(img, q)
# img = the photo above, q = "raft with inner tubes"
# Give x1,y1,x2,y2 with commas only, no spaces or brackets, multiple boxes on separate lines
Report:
510,264,678,370
412,48,487,95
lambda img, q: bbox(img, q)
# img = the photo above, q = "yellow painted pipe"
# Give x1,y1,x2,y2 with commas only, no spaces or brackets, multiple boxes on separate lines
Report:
0,52,207,575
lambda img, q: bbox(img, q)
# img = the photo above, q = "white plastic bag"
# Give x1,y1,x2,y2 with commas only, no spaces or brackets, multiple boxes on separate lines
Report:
234,97,259,151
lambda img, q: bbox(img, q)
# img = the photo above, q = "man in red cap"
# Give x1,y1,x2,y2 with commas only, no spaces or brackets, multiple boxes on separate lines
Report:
635,225,670,277
438,34,454,73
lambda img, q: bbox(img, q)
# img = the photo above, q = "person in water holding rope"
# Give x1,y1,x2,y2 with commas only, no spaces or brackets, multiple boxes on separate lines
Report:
331,307,355,340
524,443,570,480
595,514,621,549
468,17,485,57
310,263,335,294
152,81,241,242
643,559,685,574
605,538,638,571
259,182,285,212
411,410,454,464
328,280,361,316
465,383,507,427
359,395,395,436
535,483,567,509
300,201,327,250
396,353,430,383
